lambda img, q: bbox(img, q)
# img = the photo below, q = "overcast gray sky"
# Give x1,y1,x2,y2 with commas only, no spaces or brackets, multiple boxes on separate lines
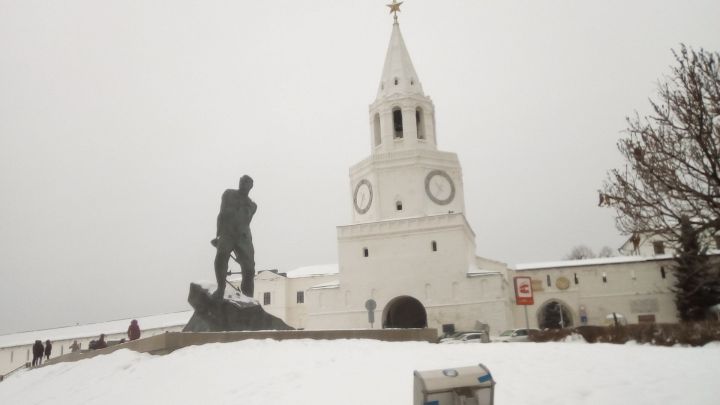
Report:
1,0,719,335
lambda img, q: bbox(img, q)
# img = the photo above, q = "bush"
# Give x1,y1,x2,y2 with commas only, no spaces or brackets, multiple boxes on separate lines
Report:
530,321,720,346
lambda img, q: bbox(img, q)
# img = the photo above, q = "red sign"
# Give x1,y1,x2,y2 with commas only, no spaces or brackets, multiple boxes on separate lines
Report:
514,276,534,305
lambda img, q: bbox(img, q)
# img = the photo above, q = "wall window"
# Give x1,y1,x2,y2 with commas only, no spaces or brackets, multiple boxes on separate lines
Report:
431,241,437,252
602,272,608,283
416,108,425,139
296,291,304,304
392,108,403,138
10,350,14,363
653,241,665,255
546,275,551,287
396,201,403,211
263,292,271,305
574,273,579,285
660,266,666,279
363,247,369,257
394,77,399,85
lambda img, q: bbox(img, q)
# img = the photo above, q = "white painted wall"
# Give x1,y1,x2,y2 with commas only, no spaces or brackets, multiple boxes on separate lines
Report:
508,257,677,328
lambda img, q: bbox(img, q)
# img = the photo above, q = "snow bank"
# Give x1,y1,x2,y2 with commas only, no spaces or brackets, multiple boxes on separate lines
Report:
1,339,718,405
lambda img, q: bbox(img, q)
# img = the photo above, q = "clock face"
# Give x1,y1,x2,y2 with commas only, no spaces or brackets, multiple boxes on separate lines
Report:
425,170,455,205
353,179,373,214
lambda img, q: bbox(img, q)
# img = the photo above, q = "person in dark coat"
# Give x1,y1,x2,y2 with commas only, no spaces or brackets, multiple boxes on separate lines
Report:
44,340,52,360
127,319,141,341
32,340,44,366
94,334,107,349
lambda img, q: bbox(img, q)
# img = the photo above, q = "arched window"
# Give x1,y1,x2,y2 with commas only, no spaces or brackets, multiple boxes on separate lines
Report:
392,108,404,139
373,114,381,146
416,108,425,139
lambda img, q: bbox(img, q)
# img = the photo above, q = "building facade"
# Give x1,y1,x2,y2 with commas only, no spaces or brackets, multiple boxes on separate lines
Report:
246,19,714,335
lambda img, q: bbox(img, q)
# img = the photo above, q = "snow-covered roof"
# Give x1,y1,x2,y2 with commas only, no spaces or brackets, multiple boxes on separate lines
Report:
467,269,503,277
0,310,192,349
308,280,340,290
514,255,672,271
467,265,503,277
285,264,339,279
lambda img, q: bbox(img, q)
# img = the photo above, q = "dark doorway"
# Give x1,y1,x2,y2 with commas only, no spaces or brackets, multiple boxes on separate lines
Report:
383,296,427,328
538,300,574,329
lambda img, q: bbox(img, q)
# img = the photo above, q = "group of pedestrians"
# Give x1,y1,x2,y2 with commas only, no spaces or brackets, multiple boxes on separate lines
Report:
29,319,142,368
31,340,52,367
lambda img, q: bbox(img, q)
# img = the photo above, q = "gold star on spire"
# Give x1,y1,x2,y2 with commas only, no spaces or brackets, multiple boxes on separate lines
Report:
386,0,403,23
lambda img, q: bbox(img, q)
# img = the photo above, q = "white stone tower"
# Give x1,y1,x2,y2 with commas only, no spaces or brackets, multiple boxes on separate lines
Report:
350,20,466,224
305,7,510,333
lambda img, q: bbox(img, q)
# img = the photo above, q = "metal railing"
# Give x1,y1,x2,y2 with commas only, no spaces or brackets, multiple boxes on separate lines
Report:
0,362,31,382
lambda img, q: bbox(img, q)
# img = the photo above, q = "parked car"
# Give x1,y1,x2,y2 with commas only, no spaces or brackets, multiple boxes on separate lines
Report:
440,331,490,344
493,328,540,342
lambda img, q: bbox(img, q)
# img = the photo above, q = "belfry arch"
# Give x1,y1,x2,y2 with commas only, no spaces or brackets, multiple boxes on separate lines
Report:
382,295,427,328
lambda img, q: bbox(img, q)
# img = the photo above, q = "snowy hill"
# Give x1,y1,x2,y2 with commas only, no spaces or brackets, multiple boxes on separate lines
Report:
1,339,718,404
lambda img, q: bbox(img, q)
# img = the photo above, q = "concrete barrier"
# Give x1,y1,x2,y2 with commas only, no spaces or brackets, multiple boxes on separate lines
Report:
36,328,437,368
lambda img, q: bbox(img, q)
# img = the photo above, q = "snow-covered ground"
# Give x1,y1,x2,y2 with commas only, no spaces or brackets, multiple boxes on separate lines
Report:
1,339,718,405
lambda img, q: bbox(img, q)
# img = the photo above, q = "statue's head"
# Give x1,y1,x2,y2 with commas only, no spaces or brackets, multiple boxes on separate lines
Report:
239,175,254,193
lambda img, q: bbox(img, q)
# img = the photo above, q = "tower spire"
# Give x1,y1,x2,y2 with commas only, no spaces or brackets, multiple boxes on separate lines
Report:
376,11,423,100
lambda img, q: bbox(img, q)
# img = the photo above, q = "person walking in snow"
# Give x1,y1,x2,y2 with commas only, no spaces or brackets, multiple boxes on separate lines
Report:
44,340,52,360
127,319,141,341
69,340,81,352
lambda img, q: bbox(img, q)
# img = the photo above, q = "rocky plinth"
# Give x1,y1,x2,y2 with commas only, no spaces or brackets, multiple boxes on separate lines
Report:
183,283,293,332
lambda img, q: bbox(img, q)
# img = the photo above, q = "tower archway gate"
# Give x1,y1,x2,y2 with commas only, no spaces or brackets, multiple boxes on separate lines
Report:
382,296,428,328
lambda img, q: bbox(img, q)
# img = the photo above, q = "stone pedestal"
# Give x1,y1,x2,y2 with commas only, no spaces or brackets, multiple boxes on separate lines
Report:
183,283,293,332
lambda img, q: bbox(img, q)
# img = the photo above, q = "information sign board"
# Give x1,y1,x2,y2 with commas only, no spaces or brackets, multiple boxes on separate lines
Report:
513,276,534,305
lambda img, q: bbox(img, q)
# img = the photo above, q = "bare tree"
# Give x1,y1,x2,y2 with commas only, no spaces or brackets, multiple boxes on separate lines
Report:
566,245,596,260
597,246,615,258
600,45,720,247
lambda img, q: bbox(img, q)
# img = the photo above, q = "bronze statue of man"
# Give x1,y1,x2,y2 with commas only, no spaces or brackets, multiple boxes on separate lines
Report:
212,175,257,299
